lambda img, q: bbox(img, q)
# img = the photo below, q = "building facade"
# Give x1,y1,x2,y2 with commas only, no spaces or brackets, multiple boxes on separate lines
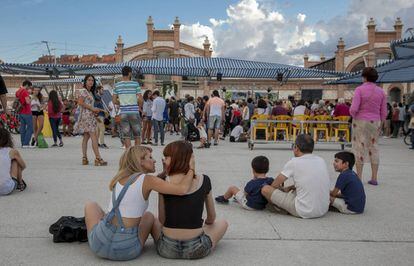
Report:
306,18,411,103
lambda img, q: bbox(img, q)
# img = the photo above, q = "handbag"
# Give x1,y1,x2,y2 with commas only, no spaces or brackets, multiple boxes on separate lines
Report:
49,216,88,243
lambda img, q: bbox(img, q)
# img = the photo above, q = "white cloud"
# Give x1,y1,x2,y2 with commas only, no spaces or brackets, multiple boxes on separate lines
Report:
180,0,414,65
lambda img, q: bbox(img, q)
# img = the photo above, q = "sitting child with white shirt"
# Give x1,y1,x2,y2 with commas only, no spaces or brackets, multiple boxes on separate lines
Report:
230,123,248,142
196,120,208,149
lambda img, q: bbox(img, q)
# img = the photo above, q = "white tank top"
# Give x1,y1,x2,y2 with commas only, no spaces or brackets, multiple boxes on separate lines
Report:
107,173,148,218
0,148,11,186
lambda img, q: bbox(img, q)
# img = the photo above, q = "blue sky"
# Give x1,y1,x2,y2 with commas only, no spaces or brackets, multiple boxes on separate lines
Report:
0,0,351,63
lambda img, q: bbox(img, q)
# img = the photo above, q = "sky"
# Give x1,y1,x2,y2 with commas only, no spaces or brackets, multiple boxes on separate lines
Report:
1,0,413,65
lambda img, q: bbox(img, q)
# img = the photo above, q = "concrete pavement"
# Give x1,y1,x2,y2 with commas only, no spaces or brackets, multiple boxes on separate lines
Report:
1,134,413,265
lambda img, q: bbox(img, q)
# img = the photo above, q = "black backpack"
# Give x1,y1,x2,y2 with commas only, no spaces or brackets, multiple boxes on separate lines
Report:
49,216,88,243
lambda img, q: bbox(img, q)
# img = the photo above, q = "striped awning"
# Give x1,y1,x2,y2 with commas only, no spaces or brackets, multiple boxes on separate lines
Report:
328,37,414,85
1,57,346,80
32,76,113,86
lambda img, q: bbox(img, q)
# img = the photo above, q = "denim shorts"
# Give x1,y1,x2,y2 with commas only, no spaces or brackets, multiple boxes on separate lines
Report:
208,115,222,129
120,113,141,139
156,232,212,259
88,220,141,261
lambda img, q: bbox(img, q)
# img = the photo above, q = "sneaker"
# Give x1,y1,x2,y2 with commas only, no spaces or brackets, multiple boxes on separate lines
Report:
219,137,225,140
205,143,211,148
31,137,36,146
59,142,64,147
161,143,165,146
101,144,108,149
213,142,218,146
52,143,58,147
215,195,229,204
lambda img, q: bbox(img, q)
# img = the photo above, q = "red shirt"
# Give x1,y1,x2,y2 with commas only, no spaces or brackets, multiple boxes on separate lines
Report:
333,104,350,117
16,87,31,115
48,101,63,118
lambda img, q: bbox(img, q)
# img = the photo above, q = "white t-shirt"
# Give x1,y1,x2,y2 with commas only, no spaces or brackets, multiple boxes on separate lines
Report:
230,125,244,141
281,154,330,218
151,96,166,121
184,102,195,120
293,105,306,116
208,97,225,117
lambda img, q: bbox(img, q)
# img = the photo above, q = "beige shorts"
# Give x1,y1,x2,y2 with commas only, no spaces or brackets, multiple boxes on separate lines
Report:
331,198,356,214
234,191,254,211
270,189,299,217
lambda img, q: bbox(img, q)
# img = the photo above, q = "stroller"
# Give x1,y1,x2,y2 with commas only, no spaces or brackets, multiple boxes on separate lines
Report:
183,117,200,142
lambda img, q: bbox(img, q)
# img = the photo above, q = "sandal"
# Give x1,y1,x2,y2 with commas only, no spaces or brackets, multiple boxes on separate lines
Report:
15,179,27,191
82,157,89,165
95,158,108,166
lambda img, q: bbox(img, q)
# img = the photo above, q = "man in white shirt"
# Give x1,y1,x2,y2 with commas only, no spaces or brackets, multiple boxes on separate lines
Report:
205,90,225,146
151,90,166,146
261,134,330,218
184,96,195,122
230,124,247,142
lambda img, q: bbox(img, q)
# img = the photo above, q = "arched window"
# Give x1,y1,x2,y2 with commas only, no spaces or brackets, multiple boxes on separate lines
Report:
350,61,365,72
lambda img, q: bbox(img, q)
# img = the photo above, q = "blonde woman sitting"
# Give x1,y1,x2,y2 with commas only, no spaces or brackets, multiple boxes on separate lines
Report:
84,146,194,261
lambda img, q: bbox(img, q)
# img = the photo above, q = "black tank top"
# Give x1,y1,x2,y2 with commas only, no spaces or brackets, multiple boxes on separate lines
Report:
162,175,211,229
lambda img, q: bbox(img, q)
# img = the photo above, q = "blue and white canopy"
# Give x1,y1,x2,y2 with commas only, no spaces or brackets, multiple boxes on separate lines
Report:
1,57,345,80
328,37,414,84
32,76,113,86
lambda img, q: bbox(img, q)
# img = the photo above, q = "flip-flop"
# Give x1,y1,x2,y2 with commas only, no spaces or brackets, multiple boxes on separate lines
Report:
368,180,378,186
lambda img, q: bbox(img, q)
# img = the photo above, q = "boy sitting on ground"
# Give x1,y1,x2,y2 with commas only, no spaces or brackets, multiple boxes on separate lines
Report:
215,156,274,210
330,151,366,214
196,120,208,149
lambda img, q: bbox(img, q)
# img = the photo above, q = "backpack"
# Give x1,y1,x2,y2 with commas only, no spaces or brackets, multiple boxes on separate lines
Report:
49,216,87,243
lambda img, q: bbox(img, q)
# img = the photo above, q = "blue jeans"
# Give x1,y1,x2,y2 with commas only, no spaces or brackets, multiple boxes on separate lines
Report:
152,119,165,144
156,232,212,259
49,118,62,143
19,114,33,146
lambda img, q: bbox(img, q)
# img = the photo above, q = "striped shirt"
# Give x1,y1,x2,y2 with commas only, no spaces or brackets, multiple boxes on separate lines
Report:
113,81,141,114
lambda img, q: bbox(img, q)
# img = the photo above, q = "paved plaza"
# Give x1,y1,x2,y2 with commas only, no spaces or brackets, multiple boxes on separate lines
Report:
1,134,414,265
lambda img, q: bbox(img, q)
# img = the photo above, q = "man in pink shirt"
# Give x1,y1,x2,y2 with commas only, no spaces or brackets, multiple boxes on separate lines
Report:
15,80,33,147
350,67,387,186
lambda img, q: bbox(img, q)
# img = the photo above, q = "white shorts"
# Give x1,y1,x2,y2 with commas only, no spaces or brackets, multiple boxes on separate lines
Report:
234,191,254,211
332,198,356,214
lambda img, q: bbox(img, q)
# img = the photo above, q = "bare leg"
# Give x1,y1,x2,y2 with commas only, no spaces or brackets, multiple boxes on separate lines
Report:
82,133,90,158
151,218,162,243
134,137,141,146
371,163,379,181
138,212,155,247
214,128,220,143
208,129,213,143
223,186,240,200
89,132,102,159
356,162,363,180
84,201,105,233
203,219,228,249
32,116,38,142
10,160,23,183
124,138,132,148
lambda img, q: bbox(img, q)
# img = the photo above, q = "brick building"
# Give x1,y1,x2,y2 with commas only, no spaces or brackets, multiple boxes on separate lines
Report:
305,18,411,103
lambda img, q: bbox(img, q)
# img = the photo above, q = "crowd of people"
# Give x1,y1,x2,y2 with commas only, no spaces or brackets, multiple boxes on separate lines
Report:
0,67,414,261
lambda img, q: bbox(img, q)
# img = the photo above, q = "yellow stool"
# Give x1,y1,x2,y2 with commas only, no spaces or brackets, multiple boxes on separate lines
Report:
313,115,331,142
273,115,291,141
251,114,269,140
333,116,351,142
292,115,309,141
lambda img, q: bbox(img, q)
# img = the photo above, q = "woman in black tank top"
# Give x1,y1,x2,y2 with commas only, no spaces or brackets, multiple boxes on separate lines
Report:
152,140,228,260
